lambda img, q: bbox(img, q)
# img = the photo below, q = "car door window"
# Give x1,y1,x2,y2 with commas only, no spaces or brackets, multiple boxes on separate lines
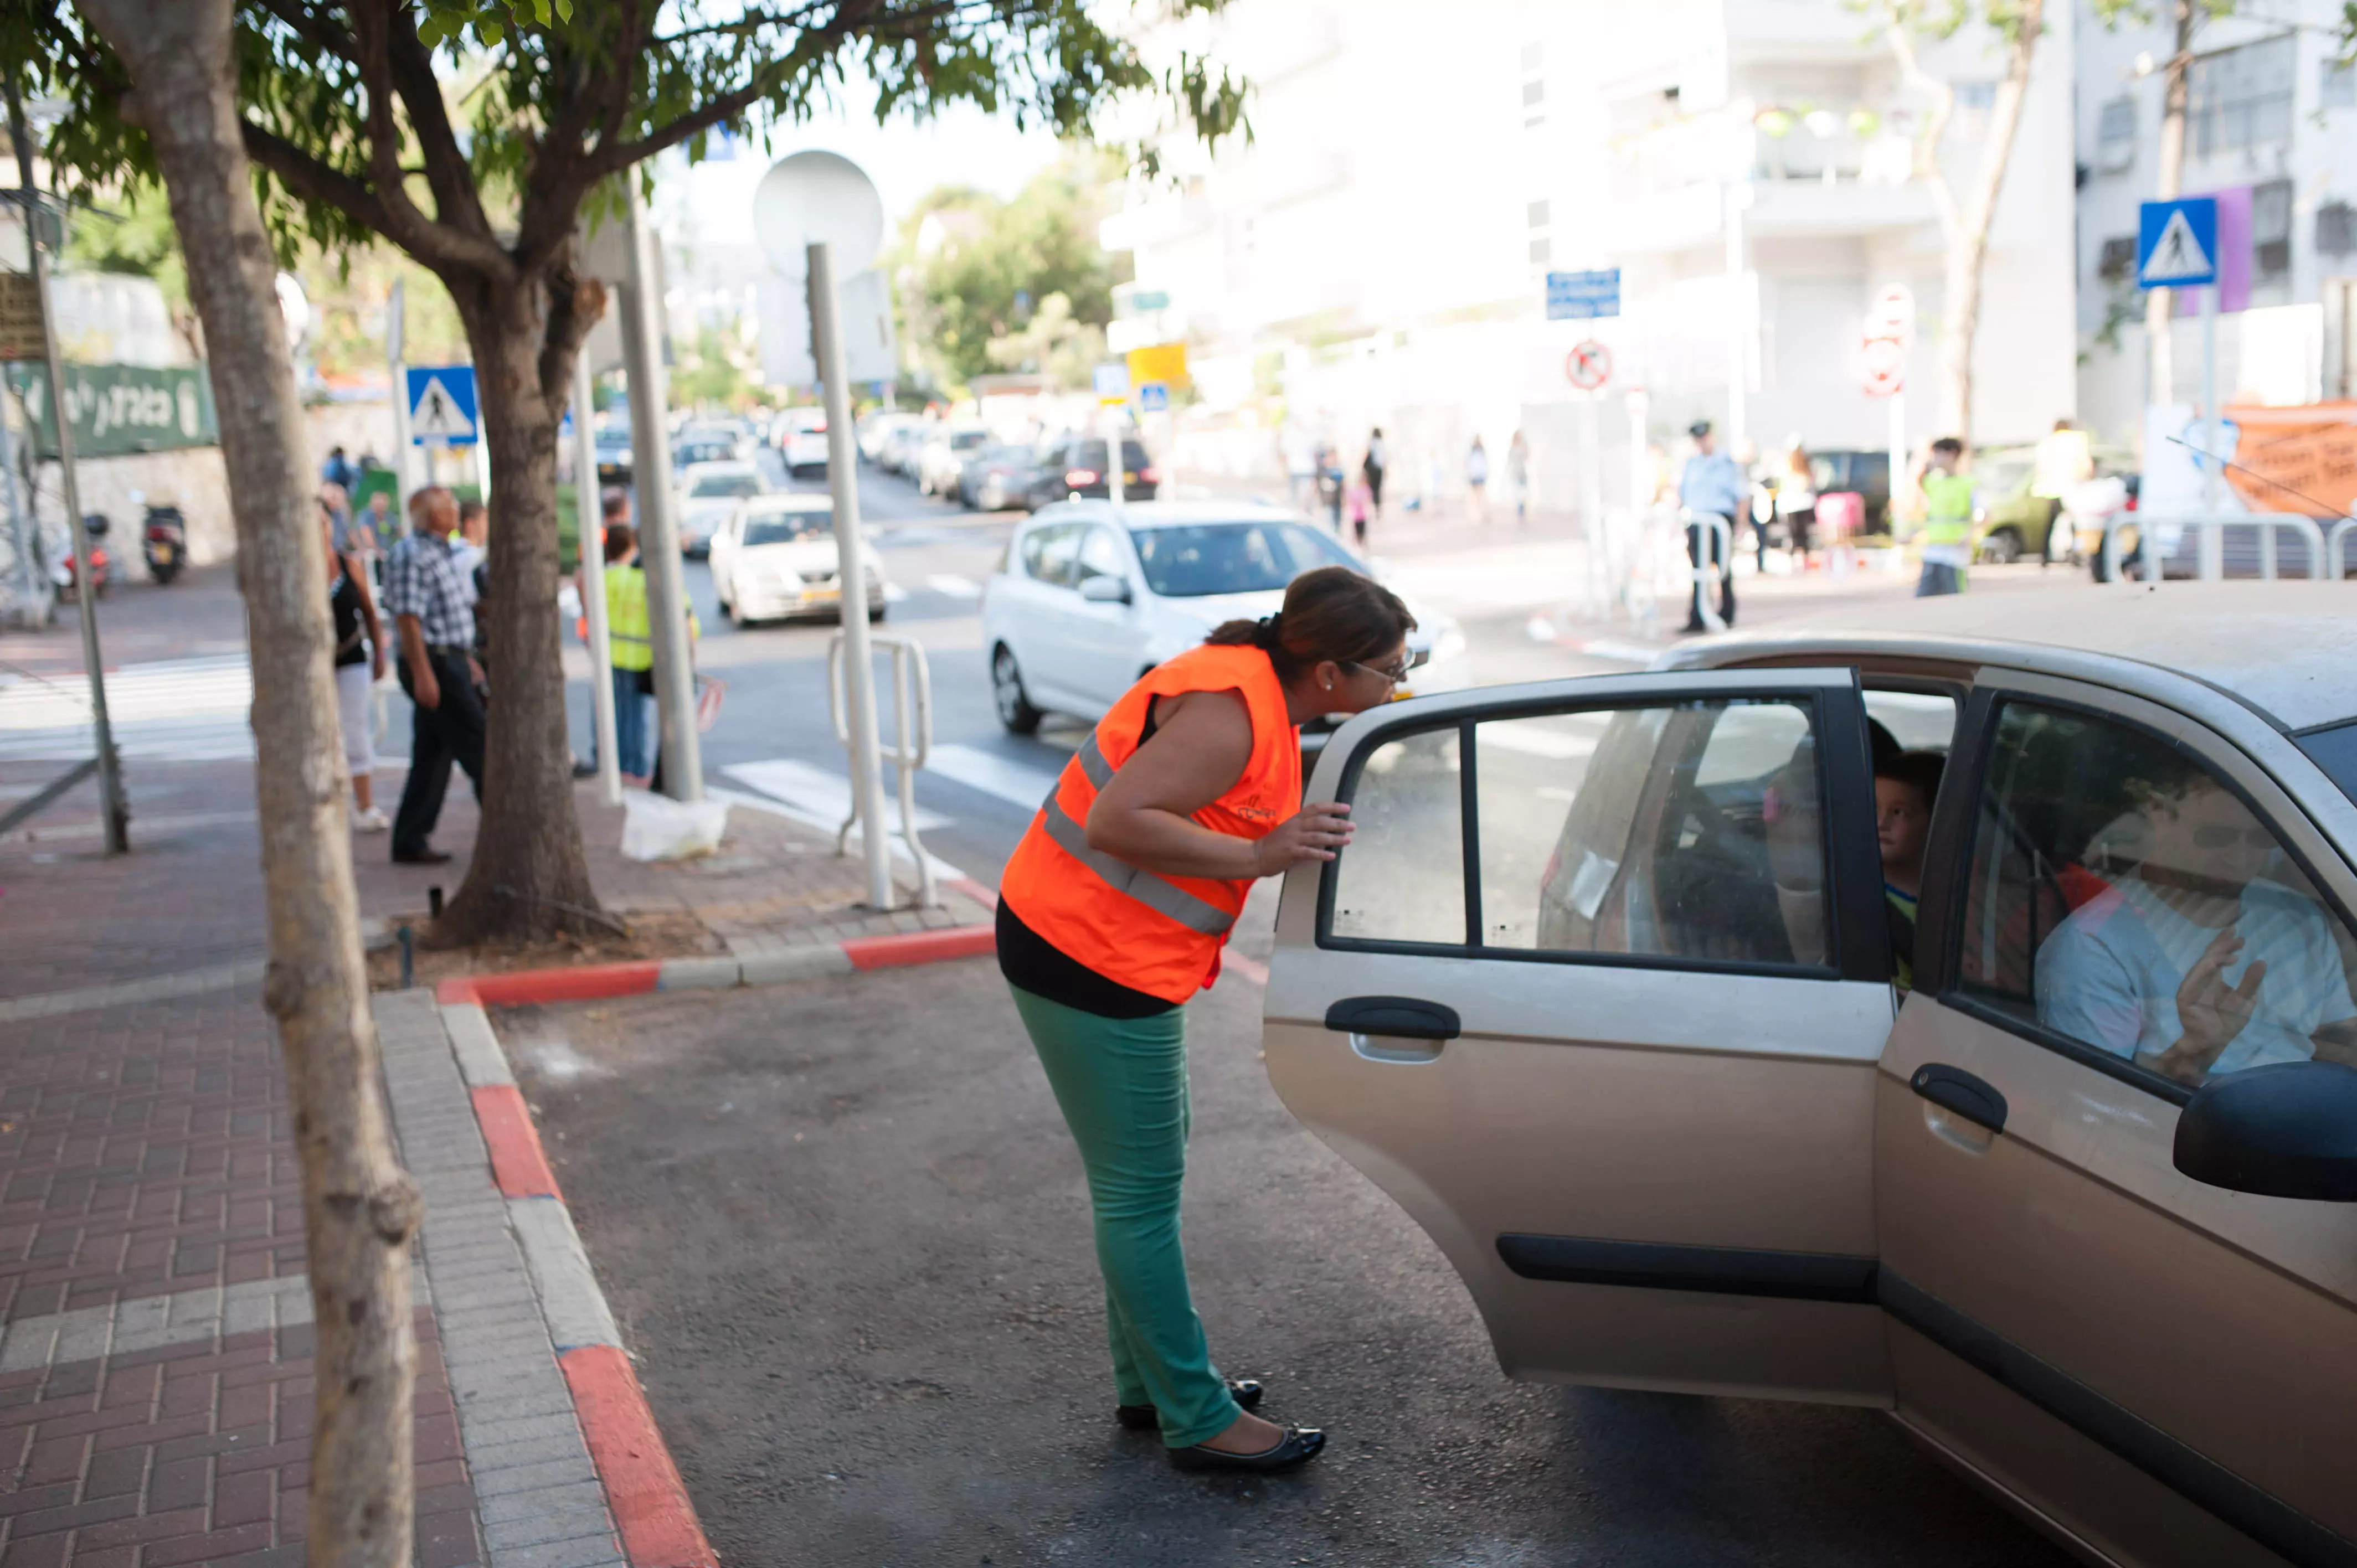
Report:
1954,699,2357,1089
1330,697,1833,970
1075,527,1126,587
1021,524,1081,587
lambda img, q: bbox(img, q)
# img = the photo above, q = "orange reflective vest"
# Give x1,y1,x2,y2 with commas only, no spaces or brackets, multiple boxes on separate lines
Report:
999,642,1301,1004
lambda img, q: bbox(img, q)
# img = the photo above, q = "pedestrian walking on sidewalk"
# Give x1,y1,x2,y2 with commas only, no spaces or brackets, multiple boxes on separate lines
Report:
1346,476,1371,547
324,502,389,833
1361,427,1387,519
996,566,1419,1476
1466,435,1490,522
1677,420,1741,631
1913,437,1976,597
385,486,486,864
602,522,653,785
1506,430,1531,525
1775,440,1817,570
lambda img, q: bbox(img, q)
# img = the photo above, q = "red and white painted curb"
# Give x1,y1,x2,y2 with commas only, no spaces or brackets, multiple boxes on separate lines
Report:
429,896,1001,1567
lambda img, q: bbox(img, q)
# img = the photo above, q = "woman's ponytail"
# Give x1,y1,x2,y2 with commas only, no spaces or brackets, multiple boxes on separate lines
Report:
1206,567,1414,682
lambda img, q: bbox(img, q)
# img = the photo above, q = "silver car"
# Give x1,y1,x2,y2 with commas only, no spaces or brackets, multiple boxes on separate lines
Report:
1267,582,2357,1568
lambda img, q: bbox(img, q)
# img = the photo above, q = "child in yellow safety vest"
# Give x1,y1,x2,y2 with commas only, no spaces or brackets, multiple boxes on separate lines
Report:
1911,437,1975,597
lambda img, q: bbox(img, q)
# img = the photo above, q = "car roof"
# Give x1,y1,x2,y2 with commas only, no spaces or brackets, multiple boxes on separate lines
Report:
740,493,832,513
1668,581,2357,732
1025,499,1300,531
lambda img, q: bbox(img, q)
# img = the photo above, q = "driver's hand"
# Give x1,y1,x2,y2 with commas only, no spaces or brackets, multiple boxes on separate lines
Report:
2163,930,2265,1081
1252,802,1354,875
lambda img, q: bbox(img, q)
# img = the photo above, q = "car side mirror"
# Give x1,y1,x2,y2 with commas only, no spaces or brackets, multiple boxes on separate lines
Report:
2173,1060,2357,1201
1078,575,1131,604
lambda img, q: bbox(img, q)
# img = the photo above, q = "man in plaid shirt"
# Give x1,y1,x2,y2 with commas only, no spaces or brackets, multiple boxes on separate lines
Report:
383,486,487,863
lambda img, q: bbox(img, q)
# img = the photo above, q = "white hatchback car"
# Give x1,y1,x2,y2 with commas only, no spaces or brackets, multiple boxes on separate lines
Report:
773,406,831,478
708,493,885,625
674,460,766,558
980,501,1469,749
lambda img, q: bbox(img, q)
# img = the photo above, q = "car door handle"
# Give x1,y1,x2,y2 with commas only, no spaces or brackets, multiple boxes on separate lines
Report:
1324,996,1460,1041
1910,1064,2008,1134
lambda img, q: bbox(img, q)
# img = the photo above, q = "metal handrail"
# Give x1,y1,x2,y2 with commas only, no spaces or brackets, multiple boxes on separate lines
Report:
2100,512,2328,584
826,629,939,908
1680,509,1735,632
2328,516,2357,580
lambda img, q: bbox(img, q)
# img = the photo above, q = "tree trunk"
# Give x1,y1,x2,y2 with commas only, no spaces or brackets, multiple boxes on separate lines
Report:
2147,0,2196,405
70,3,421,1565
434,275,605,944
1936,0,2047,439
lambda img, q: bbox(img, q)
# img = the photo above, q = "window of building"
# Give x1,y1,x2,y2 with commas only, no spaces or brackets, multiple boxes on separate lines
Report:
1953,699,2357,1094
2189,34,2296,156
1528,200,1551,229
2097,235,2139,283
2255,177,2293,288
1529,238,1552,266
2323,58,2356,110
2097,96,2136,172
2319,200,2357,257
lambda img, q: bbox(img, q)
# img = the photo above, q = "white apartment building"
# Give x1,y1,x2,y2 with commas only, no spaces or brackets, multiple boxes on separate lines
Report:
1108,0,2078,512
2074,0,2357,445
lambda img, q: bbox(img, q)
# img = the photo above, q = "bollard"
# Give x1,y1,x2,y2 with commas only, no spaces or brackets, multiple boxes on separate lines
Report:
398,924,414,990
428,885,444,919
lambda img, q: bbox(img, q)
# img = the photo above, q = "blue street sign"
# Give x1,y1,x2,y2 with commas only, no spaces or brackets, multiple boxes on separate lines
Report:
1138,381,1170,413
1546,268,1622,321
2136,198,2219,290
405,364,479,447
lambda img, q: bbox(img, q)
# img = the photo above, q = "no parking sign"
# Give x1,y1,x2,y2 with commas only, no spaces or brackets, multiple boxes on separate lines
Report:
1566,340,1613,392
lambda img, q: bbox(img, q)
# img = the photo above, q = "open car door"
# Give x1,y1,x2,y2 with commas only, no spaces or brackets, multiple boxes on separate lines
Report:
1263,668,1900,1402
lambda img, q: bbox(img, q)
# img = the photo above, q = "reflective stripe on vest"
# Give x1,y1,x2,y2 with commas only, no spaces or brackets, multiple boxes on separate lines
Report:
1033,737,1237,936
606,566,652,671
1921,473,1974,545
997,642,1300,1003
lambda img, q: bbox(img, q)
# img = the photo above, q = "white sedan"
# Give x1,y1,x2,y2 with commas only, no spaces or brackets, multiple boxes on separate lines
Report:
772,406,831,478
675,460,766,558
709,493,886,626
980,501,1469,749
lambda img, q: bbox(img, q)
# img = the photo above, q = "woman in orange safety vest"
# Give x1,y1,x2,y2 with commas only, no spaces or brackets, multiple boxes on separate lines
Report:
996,564,1418,1474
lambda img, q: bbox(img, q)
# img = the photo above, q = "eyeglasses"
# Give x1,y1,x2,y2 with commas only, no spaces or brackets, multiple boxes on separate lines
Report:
1349,648,1429,685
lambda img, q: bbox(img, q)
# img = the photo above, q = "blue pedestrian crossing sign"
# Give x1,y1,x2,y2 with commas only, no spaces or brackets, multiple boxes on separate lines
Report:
406,365,478,447
2136,198,2219,290
1137,381,1170,413
1546,269,1621,321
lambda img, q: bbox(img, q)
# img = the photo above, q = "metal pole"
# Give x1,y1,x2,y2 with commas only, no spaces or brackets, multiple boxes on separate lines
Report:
810,239,893,911
1887,390,1906,544
387,279,410,506
1624,388,1650,620
11,84,123,852
1724,182,1749,453
570,352,620,804
2199,281,2222,581
1580,391,1603,612
619,180,701,800
1104,399,1125,507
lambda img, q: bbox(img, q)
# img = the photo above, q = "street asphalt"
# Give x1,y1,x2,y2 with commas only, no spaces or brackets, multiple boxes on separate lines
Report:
500,946,2077,1568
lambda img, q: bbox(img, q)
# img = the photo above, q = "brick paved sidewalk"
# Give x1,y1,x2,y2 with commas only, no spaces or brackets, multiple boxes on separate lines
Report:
0,750,989,1563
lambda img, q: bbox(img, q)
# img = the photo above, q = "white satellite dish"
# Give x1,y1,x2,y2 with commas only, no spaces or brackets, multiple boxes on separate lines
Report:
752,151,885,277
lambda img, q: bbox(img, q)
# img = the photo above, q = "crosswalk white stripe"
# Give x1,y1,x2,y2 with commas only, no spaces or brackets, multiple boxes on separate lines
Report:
922,743,1060,811
924,574,983,600
720,758,951,834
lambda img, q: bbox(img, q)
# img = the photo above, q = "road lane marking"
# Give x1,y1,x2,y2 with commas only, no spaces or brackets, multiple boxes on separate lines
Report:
922,744,1063,811
720,758,951,833
924,574,983,599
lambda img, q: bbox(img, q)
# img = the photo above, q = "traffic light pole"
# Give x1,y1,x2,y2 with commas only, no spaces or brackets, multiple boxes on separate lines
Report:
11,81,124,852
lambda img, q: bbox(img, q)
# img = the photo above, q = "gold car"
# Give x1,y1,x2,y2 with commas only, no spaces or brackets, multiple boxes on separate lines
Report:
1268,582,2357,1568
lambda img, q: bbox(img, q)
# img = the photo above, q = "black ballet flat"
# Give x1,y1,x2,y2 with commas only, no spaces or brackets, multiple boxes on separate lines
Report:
1115,1378,1263,1431
1167,1423,1326,1474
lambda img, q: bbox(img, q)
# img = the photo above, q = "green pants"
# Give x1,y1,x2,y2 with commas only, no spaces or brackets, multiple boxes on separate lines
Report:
1010,983,1242,1448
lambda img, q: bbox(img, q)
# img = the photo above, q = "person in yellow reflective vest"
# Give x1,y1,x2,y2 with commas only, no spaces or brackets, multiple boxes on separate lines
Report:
1912,436,1976,597
597,520,700,785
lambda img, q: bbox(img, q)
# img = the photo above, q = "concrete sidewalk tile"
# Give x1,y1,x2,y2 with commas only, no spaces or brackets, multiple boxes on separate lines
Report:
503,1201,620,1354
441,1003,516,1089
737,943,855,986
654,956,741,992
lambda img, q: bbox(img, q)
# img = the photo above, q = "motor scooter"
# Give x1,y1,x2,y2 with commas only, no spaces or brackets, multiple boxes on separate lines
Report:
135,490,188,584
53,513,109,602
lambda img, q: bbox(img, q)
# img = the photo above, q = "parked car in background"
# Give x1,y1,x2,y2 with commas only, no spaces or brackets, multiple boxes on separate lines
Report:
1805,450,1893,535
1267,585,2357,1568
981,501,1467,751
678,421,754,462
594,426,633,488
858,411,917,465
876,418,925,478
958,443,1043,512
674,460,766,558
672,432,739,472
770,406,831,478
1969,443,2139,564
708,493,885,625
1023,435,1157,507
918,427,992,497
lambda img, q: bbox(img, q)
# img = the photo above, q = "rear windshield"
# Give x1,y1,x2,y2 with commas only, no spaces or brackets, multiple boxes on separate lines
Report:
745,512,832,545
949,430,988,451
1130,522,1358,597
1071,440,1150,471
676,443,732,466
691,473,761,498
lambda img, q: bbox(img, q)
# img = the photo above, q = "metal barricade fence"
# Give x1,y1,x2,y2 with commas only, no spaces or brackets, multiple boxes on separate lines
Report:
1681,509,1735,633
826,629,939,909
2328,516,2357,581
2100,512,2329,584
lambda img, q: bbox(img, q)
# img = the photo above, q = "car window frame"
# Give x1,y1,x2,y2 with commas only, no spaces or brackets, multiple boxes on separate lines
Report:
1074,525,1128,586
1313,682,1887,984
1922,680,2357,1108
